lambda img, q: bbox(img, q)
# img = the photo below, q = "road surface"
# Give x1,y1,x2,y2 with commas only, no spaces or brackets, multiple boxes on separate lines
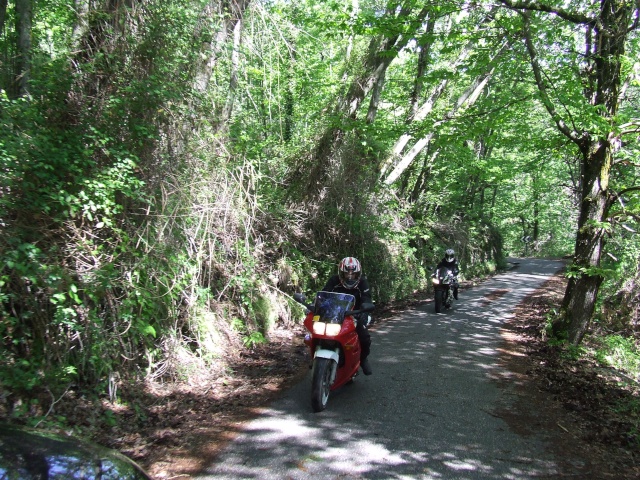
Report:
197,258,580,479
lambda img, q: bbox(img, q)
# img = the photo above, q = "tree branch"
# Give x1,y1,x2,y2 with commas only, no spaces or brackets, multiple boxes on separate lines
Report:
619,120,640,136
613,185,640,200
499,0,594,25
461,94,535,119
520,11,586,147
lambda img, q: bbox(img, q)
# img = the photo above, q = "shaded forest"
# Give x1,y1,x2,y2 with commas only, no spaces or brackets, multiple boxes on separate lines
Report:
1,0,639,436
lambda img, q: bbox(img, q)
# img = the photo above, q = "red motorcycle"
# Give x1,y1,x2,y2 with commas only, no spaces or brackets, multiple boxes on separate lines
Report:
293,291,374,412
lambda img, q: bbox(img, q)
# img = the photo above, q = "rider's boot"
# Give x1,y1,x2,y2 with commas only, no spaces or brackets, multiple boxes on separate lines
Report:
360,357,372,375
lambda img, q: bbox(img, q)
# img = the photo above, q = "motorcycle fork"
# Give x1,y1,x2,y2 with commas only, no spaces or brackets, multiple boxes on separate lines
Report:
314,346,339,384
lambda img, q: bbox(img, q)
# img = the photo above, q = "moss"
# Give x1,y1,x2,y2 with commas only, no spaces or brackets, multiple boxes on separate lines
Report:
253,293,278,335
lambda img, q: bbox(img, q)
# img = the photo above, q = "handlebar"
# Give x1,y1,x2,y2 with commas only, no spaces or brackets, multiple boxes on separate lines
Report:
292,293,375,315
350,304,375,315
292,293,313,311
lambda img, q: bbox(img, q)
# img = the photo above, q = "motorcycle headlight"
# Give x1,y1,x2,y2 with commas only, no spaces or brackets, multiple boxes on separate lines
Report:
312,322,326,335
431,277,440,285
325,323,341,336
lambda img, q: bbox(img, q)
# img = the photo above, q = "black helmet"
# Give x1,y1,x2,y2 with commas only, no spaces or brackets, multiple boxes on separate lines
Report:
338,257,362,288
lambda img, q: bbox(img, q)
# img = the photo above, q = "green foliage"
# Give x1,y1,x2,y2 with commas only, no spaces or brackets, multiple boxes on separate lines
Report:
543,308,560,340
565,264,615,280
562,343,588,361
230,314,268,349
1,360,43,393
594,335,640,378
243,332,267,349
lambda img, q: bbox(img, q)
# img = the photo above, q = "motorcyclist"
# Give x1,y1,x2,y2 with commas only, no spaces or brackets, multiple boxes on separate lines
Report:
436,248,460,300
322,257,374,375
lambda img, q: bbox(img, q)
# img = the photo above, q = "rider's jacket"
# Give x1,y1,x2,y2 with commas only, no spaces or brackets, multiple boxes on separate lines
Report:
322,275,372,309
436,258,459,276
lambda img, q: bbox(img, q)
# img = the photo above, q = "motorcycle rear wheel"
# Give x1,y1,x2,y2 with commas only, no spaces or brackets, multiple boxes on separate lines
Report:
311,357,334,412
435,290,444,313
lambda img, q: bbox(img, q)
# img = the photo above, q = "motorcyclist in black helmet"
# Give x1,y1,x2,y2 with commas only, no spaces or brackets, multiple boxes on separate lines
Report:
436,248,460,300
322,257,374,375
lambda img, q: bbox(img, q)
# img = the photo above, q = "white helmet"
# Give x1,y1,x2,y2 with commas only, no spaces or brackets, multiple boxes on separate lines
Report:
445,249,455,262
338,257,362,288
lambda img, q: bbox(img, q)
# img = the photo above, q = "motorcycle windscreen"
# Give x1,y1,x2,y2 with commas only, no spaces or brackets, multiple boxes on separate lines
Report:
313,291,356,323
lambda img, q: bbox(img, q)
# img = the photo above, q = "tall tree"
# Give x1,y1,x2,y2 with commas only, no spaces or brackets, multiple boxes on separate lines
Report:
193,0,252,95
0,0,7,36
383,59,500,185
303,1,431,201
499,0,640,344
14,0,32,97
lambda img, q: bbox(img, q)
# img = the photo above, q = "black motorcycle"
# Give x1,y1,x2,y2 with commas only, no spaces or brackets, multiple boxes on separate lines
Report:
432,267,458,313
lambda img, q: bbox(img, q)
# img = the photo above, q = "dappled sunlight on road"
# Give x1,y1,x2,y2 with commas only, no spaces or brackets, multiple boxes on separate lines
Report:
198,259,570,479
204,407,557,478
203,401,558,479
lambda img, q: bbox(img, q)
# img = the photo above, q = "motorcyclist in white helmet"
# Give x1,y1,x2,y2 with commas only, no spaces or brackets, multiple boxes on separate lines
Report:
322,257,374,375
436,248,460,300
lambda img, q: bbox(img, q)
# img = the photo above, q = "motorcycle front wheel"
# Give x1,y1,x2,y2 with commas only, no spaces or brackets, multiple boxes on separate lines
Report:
311,357,334,412
435,289,444,313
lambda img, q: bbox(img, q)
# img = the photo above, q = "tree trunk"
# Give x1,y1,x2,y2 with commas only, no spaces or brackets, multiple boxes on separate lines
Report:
14,0,32,98
379,8,501,178
219,17,243,132
384,68,494,185
408,18,434,121
382,37,507,183
532,174,540,242
192,0,251,94
561,2,630,344
0,0,8,37
409,148,437,204
365,74,385,124
336,26,411,120
72,0,90,47
557,140,612,343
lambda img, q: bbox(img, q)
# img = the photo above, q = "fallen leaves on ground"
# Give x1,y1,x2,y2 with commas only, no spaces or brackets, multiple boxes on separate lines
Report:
500,274,639,479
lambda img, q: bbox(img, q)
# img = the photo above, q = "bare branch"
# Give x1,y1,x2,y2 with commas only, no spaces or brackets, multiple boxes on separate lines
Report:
619,120,640,136
499,0,594,25
613,159,640,167
613,185,640,200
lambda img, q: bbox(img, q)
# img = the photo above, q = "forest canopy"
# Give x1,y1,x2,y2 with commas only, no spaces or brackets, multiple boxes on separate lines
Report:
0,0,639,410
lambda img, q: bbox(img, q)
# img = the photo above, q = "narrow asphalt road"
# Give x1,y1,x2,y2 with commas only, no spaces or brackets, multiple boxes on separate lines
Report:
197,258,575,479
